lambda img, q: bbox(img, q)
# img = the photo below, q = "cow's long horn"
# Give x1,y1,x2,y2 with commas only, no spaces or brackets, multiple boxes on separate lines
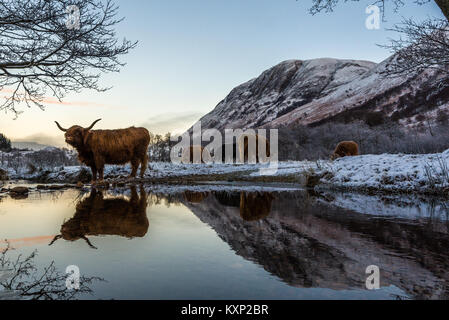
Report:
48,234,62,246
54,121,67,132
85,119,102,131
81,236,98,249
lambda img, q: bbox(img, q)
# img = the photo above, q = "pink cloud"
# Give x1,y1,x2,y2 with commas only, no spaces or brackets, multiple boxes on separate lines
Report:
0,88,119,109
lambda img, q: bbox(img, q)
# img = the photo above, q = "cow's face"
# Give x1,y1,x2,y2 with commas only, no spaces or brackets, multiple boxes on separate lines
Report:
330,153,341,161
63,126,86,148
55,119,102,148
60,222,83,241
51,223,97,249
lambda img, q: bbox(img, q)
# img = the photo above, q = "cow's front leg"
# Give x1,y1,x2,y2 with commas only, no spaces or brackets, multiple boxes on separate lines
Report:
90,166,97,183
98,166,105,181
94,156,105,182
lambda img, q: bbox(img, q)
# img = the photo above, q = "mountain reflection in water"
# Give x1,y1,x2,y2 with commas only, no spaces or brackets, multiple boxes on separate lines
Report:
184,191,275,221
181,190,449,299
3,185,449,299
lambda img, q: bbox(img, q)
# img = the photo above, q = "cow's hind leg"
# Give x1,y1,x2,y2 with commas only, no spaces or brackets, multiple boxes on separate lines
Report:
140,154,148,178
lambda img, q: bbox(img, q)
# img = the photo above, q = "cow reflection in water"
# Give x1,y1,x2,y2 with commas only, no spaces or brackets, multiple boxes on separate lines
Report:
183,191,209,203
184,191,274,221
50,186,149,249
239,192,274,221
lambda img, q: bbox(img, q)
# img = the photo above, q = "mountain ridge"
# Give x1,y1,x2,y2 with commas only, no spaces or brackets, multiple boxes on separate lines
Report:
195,54,449,132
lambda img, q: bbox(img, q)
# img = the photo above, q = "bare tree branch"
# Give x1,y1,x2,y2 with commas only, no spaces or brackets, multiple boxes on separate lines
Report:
0,0,137,116
382,18,449,76
298,1,449,77
298,0,446,21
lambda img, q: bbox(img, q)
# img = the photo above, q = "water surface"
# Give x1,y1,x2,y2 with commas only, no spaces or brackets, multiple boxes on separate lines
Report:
1,184,448,299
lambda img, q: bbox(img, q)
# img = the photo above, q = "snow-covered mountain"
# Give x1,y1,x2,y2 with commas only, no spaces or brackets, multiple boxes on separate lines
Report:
11,141,52,151
197,55,449,131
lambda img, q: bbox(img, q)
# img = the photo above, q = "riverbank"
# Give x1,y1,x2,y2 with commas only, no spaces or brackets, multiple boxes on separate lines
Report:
315,150,449,196
1,149,449,196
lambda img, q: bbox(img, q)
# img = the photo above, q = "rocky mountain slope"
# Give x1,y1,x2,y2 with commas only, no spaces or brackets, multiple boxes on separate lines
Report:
198,55,449,131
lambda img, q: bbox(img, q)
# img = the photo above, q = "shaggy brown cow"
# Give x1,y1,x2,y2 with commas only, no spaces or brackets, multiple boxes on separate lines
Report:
182,145,210,163
331,141,359,160
55,119,150,181
49,186,149,249
238,134,270,163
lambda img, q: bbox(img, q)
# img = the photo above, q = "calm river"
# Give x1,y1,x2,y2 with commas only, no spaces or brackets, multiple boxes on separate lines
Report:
1,183,448,299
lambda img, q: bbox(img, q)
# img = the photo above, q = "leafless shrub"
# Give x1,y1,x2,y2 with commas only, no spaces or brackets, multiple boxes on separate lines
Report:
0,241,103,300
0,148,79,172
423,156,449,189
26,163,37,175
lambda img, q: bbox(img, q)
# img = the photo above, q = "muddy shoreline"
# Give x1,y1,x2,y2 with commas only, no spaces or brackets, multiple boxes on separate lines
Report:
2,155,449,197
2,177,449,204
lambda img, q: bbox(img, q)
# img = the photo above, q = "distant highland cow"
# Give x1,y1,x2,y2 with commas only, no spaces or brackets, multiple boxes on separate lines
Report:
182,145,210,163
55,119,150,181
331,141,359,160
238,134,270,163
221,134,271,163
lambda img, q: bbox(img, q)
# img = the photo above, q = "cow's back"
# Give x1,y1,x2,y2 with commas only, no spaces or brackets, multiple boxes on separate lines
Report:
87,127,150,164
333,141,359,158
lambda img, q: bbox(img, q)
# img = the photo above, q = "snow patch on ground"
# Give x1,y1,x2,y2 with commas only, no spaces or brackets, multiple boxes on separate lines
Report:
3,149,449,194
320,150,449,193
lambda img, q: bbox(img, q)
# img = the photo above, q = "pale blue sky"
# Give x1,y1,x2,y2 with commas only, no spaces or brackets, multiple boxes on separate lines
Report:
0,0,444,146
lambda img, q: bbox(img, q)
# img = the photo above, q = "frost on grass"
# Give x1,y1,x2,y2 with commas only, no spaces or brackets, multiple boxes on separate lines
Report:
2,148,449,194
319,149,449,193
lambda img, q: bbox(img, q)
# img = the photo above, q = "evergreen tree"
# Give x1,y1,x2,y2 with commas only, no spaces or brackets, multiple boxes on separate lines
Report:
0,133,12,152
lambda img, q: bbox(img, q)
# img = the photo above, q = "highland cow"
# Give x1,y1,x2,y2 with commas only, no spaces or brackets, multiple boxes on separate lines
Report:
330,141,359,160
238,134,270,163
182,145,210,163
55,119,150,181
